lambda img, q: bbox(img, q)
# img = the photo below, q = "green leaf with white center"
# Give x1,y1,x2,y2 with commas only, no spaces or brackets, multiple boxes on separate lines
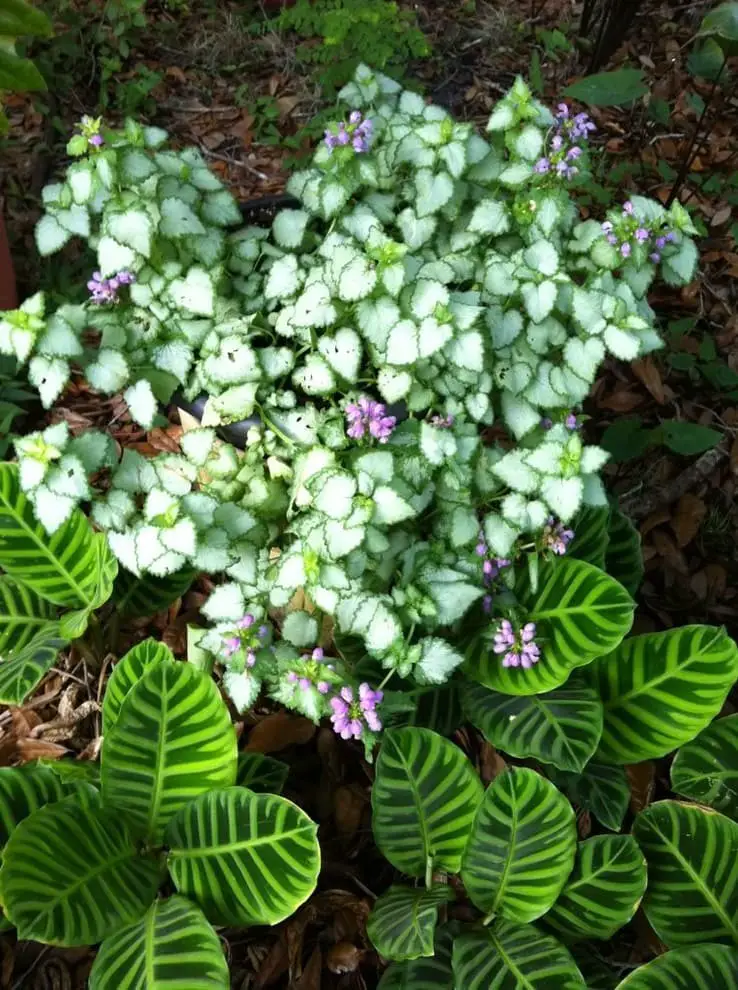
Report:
55,205,89,237
447,330,483,370
467,557,634,695
415,169,454,217
544,835,647,942
564,337,605,382
273,209,309,249
586,625,738,764
378,367,412,402
123,379,157,429
468,199,510,235
201,190,241,227
461,676,603,773
541,476,584,522
373,485,416,525
106,209,153,257
322,181,350,218
439,141,466,178
514,124,544,160
281,611,318,648
522,280,558,322
421,566,484,624
313,472,356,519
661,239,698,286
411,280,449,320
493,449,539,493
293,282,336,328
318,327,362,382
121,149,157,182
372,727,483,877
501,392,541,439
97,236,137,277
86,348,129,394
28,356,69,408
367,885,453,962
168,267,214,316
293,355,335,395
387,319,419,365
460,767,576,921
420,421,457,466
525,240,560,277
498,162,534,187
265,255,301,299
68,166,94,205
202,582,245,622
535,197,561,235
415,637,464,686
336,255,377,302
604,324,641,360
160,197,206,238
418,317,452,358
336,594,400,651
166,788,320,926
633,801,738,947
396,209,437,250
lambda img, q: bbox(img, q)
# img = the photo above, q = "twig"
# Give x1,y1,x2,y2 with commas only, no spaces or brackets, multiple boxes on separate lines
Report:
619,438,729,521
200,147,269,181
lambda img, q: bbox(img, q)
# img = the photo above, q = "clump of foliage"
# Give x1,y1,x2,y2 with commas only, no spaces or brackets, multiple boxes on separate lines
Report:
1,68,702,740
0,0,52,133
0,640,318,987
272,0,430,94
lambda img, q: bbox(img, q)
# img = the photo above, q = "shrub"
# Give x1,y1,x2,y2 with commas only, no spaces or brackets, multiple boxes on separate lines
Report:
2,67,700,734
0,641,317,986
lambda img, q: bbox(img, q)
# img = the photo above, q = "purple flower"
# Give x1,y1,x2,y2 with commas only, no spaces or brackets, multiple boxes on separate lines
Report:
571,112,596,138
352,134,368,153
324,130,338,150
635,227,650,242
349,110,363,125
221,614,268,666
650,251,661,263
606,234,618,246
337,126,350,146
345,396,396,444
87,269,135,304
655,236,666,249
556,103,570,119
565,413,578,430
493,619,541,669
534,158,551,174
623,201,634,215
430,413,454,428
666,231,677,242
483,594,493,613
551,135,564,152
543,517,575,555
621,242,632,258
330,683,383,739
475,531,511,587
540,417,553,430
566,146,582,160
88,133,104,148
601,221,613,233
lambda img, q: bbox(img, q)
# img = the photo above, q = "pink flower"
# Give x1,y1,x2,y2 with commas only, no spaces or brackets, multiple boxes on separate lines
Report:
345,396,396,444
543,517,575,555
330,682,383,739
493,620,541,669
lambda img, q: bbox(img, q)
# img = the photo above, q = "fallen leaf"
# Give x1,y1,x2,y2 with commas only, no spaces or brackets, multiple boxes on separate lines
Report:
165,66,187,83
671,493,707,547
295,947,323,989
599,389,645,412
626,762,655,814
245,711,315,753
326,942,361,975
711,204,732,227
479,741,507,785
16,738,69,762
333,784,366,843
632,356,665,404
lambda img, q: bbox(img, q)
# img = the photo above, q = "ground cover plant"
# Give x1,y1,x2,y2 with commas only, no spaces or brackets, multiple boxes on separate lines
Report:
2,11,738,984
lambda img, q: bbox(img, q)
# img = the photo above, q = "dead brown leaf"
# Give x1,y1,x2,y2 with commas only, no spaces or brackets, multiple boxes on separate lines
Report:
295,947,323,989
245,711,316,753
711,204,732,227
16,738,69,762
627,762,655,814
479,742,507,785
333,785,366,843
632,356,665,404
671,493,707,547
599,389,645,413
325,942,361,975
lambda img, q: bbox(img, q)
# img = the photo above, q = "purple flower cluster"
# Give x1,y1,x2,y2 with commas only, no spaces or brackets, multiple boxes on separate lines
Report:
222,614,269,668
325,110,373,154
287,647,333,694
330,683,383,739
430,413,455,429
535,103,595,181
542,412,579,431
493,620,541,669
87,269,135,304
476,531,511,613
79,115,104,149
346,396,396,444
602,201,677,262
543,517,575,556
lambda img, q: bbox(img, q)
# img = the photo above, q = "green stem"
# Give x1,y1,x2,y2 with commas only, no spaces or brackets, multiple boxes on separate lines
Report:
425,855,434,890
377,668,395,691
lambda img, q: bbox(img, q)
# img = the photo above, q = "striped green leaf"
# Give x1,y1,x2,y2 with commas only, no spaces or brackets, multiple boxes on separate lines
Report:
377,923,455,990
452,923,586,989
89,895,229,990
547,762,630,832
587,626,738,764
460,767,576,921
236,752,289,794
569,506,610,569
114,566,197,617
402,682,463,737
461,676,603,772
0,463,117,608
367,885,453,962
0,575,56,653
633,801,738,946
615,944,738,989
545,835,647,941
35,758,100,785
0,796,162,945
0,622,66,705
102,638,175,735
606,505,644,597
372,727,483,877
0,765,68,848
671,714,738,819
166,787,320,927
466,558,634,695
101,661,237,843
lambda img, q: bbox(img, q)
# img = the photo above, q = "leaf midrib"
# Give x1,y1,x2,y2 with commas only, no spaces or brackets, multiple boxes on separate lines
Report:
0,480,90,606
394,744,432,871
169,825,314,859
602,655,708,710
489,931,535,989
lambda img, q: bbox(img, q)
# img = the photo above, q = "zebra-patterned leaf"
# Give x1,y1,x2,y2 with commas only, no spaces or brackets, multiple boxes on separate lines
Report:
236,752,289,794
367,885,453,962
587,626,738,764
547,762,630,832
377,923,455,990
102,638,175,735
89,895,229,990
606,504,644,597
0,623,66,705
466,558,634,696
101,661,237,842
166,787,320,927
461,676,603,772
0,463,117,608
0,796,162,945
633,801,738,946
460,766,576,921
452,923,586,989
0,576,56,653
544,835,647,941
113,566,196,617
401,682,464,737
372,727,483,878
568,506,610,569
35,758,100,786
0,765,67,848
614,944,738,989
671,714,738,819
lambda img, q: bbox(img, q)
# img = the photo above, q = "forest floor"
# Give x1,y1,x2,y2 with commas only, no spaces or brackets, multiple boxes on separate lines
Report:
1,0,738,986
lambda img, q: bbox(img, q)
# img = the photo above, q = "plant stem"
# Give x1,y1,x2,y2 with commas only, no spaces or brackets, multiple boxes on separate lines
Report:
425,855,434,889
377,668,395,691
